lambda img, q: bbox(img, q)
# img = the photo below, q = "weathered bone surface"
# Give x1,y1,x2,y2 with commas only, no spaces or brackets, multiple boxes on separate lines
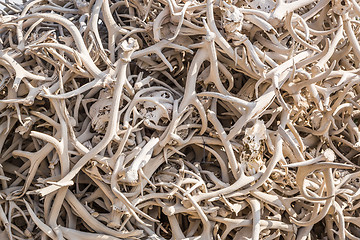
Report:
0,0,360,239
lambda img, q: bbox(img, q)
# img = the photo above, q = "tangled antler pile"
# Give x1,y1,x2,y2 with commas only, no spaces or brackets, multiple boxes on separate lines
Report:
1,0,360,239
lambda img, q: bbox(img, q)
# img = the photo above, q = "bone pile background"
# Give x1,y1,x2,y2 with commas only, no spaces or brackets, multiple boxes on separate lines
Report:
0,0,360,239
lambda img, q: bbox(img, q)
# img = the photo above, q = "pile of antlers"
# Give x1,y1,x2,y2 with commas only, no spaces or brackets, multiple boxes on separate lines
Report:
0,0,360,239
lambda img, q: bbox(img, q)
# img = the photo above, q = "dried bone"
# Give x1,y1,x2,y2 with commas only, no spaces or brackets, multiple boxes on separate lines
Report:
0,0,359,239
